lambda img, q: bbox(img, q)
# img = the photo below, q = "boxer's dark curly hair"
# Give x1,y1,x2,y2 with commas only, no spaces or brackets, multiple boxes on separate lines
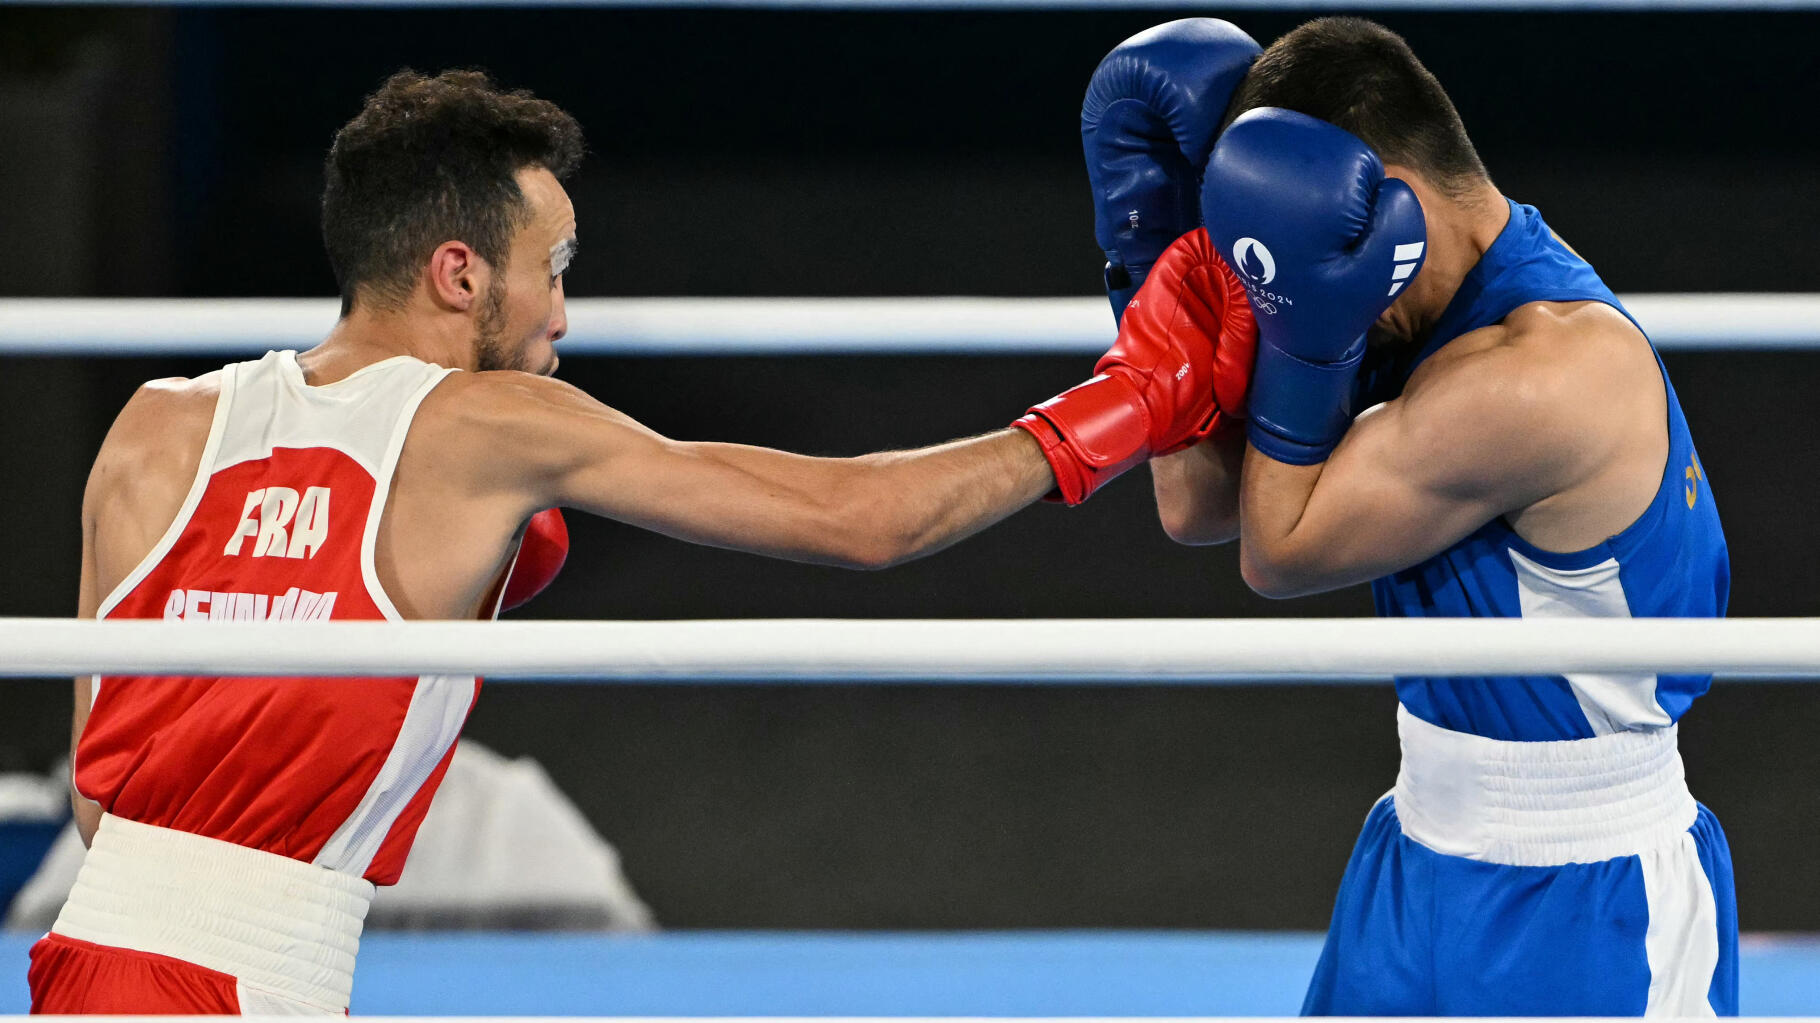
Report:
322,69,584,315
1221,18,1489,199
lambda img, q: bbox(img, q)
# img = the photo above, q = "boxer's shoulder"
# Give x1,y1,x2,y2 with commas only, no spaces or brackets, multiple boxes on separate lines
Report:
406,368,647,492
416,368,631,442
1504,298,1650,361
423,367,585,412
96,371,224,477
124,370,223,419
1410,299,1652,410
1388,299,1662,501
85,372,227,571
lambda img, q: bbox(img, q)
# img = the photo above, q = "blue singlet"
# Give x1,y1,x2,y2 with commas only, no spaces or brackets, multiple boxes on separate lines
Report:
1302,200,1738,1017
1369,200,1729,741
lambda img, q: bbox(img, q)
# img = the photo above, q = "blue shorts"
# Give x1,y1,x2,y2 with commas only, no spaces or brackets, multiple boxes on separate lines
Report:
1303,795,1738,1016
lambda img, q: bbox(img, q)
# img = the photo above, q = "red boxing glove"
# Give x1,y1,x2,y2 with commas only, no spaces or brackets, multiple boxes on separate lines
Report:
502,508,569,611
1014,228,1256,505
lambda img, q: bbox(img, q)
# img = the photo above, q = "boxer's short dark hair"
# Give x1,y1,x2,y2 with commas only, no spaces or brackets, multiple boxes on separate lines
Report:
1221,18,1488,197
322,69,584,315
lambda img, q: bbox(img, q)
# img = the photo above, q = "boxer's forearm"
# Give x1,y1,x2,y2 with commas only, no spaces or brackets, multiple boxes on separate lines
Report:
1237,444,1329,597
1236,393,1518,598
1151,427,1244,545
602,430,1050,571
852,428,1054,568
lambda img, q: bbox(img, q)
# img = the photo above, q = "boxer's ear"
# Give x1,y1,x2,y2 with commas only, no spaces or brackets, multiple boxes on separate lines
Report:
425,240,487,312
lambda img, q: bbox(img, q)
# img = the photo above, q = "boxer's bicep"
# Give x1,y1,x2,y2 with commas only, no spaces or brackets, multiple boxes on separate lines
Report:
1240,350,1566,597
487,378,861,562
498,374,1045,568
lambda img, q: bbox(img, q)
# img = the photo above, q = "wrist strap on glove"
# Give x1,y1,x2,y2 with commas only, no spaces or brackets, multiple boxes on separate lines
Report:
1013,374,1152,505
1244,335,1367,466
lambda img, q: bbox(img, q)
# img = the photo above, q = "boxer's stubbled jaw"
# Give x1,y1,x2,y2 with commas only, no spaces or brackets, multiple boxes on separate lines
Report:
473,280,513,372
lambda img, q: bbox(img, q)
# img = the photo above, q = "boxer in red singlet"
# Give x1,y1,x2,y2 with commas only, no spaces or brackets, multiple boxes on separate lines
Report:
31,70,1256,1014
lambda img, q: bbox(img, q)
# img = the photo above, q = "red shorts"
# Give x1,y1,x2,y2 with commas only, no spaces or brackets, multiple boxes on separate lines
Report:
30,933,238,1014
28,933,337,1015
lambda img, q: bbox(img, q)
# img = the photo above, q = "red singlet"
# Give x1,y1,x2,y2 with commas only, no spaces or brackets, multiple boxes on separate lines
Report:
35,351,497,1015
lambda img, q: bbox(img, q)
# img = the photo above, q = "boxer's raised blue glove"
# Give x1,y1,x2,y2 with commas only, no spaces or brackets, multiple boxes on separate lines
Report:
1082,18,1259,324
1201,109,1428,465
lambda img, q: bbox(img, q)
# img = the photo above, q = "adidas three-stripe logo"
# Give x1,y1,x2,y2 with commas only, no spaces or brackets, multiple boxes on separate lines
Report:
1388,242,1426,297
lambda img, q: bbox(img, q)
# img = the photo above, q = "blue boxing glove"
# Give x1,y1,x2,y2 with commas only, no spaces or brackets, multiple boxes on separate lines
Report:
1082,18,1259,324
1201,109,1428,464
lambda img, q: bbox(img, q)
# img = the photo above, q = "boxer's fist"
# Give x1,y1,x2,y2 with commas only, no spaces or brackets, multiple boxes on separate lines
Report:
1202,109,1427,464
1015,229,1257,505
502,508,568,611
1082,18,1259,324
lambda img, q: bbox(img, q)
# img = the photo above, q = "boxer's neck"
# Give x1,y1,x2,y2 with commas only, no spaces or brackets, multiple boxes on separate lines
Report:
304,298,486,383
1375,167,1508,347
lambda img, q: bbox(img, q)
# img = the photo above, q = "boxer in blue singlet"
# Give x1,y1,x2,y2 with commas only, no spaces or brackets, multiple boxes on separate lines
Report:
1128,17,1734,1016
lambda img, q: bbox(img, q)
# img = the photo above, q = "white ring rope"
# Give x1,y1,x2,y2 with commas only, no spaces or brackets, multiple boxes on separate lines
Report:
2,618,1817,682
2,295,1817,357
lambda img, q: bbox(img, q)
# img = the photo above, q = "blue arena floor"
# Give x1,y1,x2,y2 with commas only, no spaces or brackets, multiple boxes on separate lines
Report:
2,930,1817,1015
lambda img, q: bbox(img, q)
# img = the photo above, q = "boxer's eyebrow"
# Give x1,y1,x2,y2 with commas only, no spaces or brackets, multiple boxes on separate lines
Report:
550,238,578,277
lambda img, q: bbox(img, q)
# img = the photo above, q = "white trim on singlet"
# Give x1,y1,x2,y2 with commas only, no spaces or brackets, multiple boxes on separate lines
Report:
357,366,455,623
489,545,521,618
1508,548,1673,735
86,364,239,725
93,365,238,621
313,360,473,877
207,352,439,478
309,671,474,875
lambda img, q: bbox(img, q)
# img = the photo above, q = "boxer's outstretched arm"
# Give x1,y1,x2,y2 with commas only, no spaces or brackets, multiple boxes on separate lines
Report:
472,373,1053,570
436,232,1243,568
1150,427,1244,545
581,427,1052,570
1238,330,1618,598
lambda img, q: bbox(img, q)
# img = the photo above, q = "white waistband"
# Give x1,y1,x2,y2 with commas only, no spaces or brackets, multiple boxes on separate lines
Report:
50,814,374,1011
1391,703,1698,867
